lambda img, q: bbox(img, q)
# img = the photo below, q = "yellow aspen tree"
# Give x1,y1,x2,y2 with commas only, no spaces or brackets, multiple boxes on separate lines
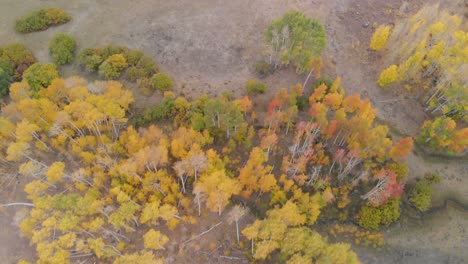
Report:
46,162,65,184
195,170,240,216
143,229,169,250
377,65,398,88
370,25,391,50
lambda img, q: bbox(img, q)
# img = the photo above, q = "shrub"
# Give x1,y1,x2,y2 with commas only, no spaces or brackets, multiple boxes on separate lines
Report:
44,8,71,24
370,25,391,51
410,174,441,211
49,33,76,65
78,46,159,82
245,79,267,95
418,116,467,154
126,66,147,82
137,78,153,96
386,162,409,182
313,77,332,89
102,45,127,58
0,43,36,79
190,112,205,131
78,48,103,71
377,65,398,88
151,73,174,91
136,56,158,75
15,8,70,33
254,61,271,76
98,54,128,80
123,50,144,65
22,63,59,96
358,199,401,230
0,68,11,97
266,11,326,73
142,97,176,123
296,95,308,110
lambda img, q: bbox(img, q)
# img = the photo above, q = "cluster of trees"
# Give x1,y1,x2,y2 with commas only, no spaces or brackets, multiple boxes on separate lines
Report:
15,7,71,33
265,11,326,74
417,116,467,154
0,69,417,262
22,63,59,97
0,43,36,97
49,33,76,65
78,45,174,94
370,4,467,153
0,8,440,263
243,201,359,263
409,174,441,211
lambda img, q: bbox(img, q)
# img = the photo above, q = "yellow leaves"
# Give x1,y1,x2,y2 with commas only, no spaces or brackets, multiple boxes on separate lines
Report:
324,92,343,110
322,187,335,204
370,25,391,51
16,119,39,142
6,142,29,161
291,190,323,225
427,40,445,62
195,169,241,215
236,96,253,114
309,84,327,103
254,240,280,260
140,200,161,225
103,81,134,109
46,162,65,184
268,201,306,226
238,147,276,197
87,237,106,258
429,21,446,35
9,81,32,101
143,229,169,250
113,251,163,264
377,65,398,88
170,127,210,159
82,217,104,233
410,19,425,33
57,233,76,248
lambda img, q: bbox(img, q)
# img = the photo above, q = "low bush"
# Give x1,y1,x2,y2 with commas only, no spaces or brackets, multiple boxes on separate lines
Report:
358,199,401,230
49,33,76,65
0,43,36,79
151,73,174,91
245,79,267,95
137,78,153,96
22,63,59,96
190,112,205,131
254,61,271,76
0,68,10,97
98,54,128,80
296,95,308,110
15,8,70,33
133,97,176,126
78,46,159,81
410,174,441,211
126,66,147,82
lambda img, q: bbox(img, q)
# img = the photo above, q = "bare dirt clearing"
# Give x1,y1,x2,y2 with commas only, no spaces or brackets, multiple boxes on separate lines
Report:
0,0,467,263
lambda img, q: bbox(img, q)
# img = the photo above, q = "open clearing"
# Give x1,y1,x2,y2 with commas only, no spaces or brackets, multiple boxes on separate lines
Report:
0,0,466,263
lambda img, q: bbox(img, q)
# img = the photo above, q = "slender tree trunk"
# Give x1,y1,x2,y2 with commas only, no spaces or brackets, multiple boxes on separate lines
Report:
179,175,186,194
251,239,254,255
235,220,240,243
197,196,201,216
303,69,314,89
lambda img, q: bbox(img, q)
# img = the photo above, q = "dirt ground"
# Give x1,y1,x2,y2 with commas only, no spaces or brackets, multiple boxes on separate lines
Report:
0,0,467,263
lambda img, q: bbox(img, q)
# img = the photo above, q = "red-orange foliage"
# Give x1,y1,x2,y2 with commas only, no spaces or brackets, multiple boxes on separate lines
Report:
389,137,414,160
